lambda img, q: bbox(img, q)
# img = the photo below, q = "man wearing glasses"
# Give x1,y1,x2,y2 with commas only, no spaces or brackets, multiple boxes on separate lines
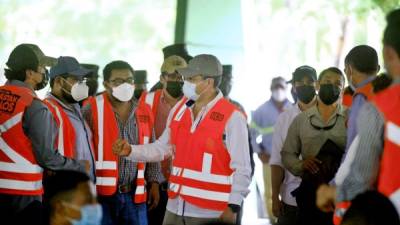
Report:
138,55,187,225
45,56,96,181
82,60,162,225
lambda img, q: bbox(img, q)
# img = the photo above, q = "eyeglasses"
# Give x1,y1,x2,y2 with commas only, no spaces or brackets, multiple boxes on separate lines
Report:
109,78,134,86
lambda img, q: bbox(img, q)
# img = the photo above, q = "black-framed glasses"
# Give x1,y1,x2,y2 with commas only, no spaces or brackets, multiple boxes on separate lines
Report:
109,78,134,86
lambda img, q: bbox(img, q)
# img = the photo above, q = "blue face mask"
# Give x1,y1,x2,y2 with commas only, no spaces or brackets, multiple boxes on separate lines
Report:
65,203,103,225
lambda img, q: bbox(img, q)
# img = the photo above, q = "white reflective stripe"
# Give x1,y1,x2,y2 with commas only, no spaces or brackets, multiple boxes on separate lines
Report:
0,178,42,191
96,177,116,186
0,112,23,133
335,135,360,186
143,136,149,144
145,92,155,109
169,182,180,192
0,162,42,174
181,185,229,202
137,169,145,178
172,166,182,176
387,122,400,146
202,153,212,173
174,102,187,121
46,100,65,155
96,95,105,162
95,161,117,170
182,169,232,185
135,185,145,195
389,189,400,218
0,137,32,164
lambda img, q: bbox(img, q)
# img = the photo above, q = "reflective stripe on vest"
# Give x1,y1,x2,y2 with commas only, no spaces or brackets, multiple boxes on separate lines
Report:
145,92,156,108
45,100,65,155
0,112,42,191
94,95,117,188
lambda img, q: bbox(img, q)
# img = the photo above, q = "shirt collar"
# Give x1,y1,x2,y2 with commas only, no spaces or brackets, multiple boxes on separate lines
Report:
307,103,346,118
47,93,80,112
355,76,376,89
188,90,223,110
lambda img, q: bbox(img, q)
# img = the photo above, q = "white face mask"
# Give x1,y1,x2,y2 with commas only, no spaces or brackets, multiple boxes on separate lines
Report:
112,83,134,102
182,81,199,101
272,89,287,102
71,82,89,102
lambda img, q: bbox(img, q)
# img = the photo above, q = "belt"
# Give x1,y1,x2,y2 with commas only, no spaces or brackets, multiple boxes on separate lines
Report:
118,184,134,194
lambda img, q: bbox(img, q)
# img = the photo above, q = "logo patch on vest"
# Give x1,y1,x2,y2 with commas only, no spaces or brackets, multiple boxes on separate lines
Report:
138,115,150,123
0,90,20,114
210,112,224,121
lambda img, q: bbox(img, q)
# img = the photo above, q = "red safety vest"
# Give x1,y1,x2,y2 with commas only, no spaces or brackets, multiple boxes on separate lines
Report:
0,85,43,195
168,97,236,211
139,90,162,119
43,98,76,158
84,93,153,203
374,83,400,214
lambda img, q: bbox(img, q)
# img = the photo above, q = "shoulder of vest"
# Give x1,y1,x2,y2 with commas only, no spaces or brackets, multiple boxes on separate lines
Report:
0,85,37,106
373,84,400,113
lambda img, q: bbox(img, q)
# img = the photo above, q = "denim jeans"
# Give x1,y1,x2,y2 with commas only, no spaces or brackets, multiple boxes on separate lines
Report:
100,193,148,225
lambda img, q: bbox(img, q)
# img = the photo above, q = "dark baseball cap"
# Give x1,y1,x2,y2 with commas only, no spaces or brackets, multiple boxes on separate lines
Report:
134,70,148,84
49,56,90,78
162,43,193,62
289,65,317,83
80,63,99,77
177,54,223,78
6,43,57,71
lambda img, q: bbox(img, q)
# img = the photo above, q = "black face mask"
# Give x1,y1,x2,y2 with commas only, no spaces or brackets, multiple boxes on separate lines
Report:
35,71,49,90
319,84,341,105
86,79,99,96
134,89,144,99
295,85,316,104
166,81,184,98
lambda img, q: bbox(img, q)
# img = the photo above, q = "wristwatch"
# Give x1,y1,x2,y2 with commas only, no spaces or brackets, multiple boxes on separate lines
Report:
228,204,241,213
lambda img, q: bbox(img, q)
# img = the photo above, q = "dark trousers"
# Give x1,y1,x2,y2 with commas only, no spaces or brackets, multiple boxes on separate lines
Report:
277,203,299,225
148,182,169,225
99,193,148,225
0,194,43,225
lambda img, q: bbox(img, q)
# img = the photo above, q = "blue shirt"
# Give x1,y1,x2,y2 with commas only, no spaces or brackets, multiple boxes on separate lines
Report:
344,76,376,157
250,98,291,154
48,94,96,181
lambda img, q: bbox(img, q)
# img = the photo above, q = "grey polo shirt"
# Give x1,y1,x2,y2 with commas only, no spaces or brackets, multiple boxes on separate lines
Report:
281,103,348,176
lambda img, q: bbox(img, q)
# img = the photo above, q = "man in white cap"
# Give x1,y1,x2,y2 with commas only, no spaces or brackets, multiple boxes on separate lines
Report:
113,54,252,225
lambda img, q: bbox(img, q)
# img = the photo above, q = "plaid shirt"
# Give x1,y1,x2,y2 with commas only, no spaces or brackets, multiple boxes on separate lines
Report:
82,96,162,186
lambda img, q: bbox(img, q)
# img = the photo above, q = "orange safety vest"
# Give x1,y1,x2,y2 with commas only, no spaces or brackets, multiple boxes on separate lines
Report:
374,83,400,214
139,90,162,119
168,97,236,211
43,98,76,158
0,85,44,195
84,93,153,203
342,93,353,107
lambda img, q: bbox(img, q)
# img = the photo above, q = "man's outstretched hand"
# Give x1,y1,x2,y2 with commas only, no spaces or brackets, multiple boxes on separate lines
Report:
112,139,131,157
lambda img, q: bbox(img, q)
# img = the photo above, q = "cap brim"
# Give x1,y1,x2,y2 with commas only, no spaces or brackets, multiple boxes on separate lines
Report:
176,67,199,78
41,56,58,67
70,67,91,77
